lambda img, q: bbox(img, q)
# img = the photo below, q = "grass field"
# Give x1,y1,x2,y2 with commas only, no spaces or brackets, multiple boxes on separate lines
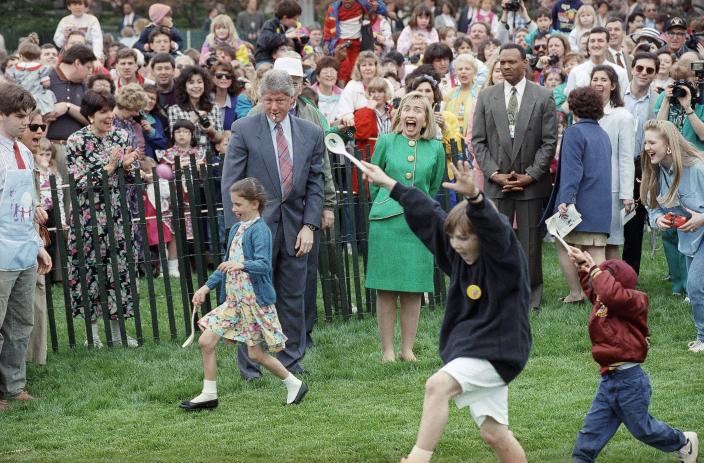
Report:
1,242,703,463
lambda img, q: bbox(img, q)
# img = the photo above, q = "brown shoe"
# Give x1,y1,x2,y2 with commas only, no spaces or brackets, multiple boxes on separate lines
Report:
12,390,37,401
0,399,9,411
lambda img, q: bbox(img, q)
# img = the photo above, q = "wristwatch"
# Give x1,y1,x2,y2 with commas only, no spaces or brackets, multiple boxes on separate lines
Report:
305,223,319,231
466,191,484,202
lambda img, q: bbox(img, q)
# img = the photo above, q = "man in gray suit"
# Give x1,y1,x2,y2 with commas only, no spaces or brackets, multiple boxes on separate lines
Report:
472,43,557,311
222,69,325,379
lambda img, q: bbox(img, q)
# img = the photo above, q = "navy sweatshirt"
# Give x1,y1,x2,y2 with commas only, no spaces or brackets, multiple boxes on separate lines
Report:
390,183,532,383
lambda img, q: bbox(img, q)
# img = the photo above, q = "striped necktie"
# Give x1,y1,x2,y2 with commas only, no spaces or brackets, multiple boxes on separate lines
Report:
275,122,293,197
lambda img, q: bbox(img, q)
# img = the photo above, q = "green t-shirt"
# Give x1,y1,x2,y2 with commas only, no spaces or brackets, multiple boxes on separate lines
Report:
654,92,704,151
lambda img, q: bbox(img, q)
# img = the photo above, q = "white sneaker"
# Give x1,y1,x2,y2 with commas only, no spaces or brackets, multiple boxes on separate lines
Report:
685,296,691,304
83,338,103,348
688,340,704,352
678,431,698,463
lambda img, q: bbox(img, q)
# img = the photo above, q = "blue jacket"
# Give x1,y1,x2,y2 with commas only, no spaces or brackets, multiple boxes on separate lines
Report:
205,218,276,306
143,114,169,160
542,119,612,234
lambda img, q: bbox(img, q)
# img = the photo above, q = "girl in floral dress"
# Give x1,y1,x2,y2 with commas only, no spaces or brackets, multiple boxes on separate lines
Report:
180,178,308,411
66,90,140,347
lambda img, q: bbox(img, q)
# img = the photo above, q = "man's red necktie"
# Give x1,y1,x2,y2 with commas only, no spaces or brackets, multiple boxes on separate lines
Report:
13,142,26,170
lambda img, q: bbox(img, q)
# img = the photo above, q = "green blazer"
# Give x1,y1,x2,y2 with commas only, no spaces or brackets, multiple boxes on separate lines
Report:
369,133,446,220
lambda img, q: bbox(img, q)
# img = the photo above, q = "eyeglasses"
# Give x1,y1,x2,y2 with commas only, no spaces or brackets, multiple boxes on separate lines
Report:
214,73,232,80
634,64,656,75
28,124,47,132
533,44,547,50
669,31,687,37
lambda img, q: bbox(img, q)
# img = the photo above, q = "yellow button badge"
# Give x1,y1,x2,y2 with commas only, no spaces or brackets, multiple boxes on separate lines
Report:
466,284,482,300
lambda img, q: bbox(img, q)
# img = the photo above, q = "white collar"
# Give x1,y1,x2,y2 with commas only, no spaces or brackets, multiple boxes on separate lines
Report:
504,77,527,95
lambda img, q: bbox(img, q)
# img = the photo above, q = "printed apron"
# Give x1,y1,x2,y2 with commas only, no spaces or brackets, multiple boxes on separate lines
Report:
0,163,39,270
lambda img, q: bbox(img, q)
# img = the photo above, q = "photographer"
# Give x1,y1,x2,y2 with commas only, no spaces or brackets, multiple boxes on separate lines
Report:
495,0,535,44
655,59,704,151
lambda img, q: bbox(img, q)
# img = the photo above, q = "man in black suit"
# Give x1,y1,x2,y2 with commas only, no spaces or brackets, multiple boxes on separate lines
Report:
473,44,558,311
117,1,142,34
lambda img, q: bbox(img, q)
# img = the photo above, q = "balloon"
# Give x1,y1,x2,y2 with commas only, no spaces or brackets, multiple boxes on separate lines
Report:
155,163,174,180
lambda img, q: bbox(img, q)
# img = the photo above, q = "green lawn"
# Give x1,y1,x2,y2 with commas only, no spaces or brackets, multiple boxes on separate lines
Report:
1,242,703,462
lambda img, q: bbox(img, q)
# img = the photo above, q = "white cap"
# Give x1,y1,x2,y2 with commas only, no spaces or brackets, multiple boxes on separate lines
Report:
274,56,304,77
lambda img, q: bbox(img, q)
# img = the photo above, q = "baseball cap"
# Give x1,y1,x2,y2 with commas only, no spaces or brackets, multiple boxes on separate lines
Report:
274,56,304,77
666,16,687,31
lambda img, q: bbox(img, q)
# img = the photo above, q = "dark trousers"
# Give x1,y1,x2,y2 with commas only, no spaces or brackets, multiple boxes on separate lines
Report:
494,197,544,308
237,225,308,379
622,204,647,274
572,365,685,462
304,229,320,348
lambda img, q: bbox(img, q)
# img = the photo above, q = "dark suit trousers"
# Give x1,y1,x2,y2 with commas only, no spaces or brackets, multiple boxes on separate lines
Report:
237,225,308,379
304,229,321,348
494,197,544,308
622,204,647,274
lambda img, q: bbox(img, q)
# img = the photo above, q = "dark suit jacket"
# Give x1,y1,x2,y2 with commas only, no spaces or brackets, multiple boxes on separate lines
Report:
457,6,476,34
472,80,558,200
222,112,325,256
606,49,633,81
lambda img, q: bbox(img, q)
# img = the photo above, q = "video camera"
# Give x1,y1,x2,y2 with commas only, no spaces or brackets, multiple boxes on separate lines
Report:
504,0,521,12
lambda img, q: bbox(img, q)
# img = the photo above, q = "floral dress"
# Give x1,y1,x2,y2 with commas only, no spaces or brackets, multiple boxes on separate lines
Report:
197,218,286,352
65,126,135,321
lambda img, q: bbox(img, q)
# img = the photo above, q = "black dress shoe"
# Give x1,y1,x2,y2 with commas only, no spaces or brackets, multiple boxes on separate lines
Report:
285,382,308,406
179,399,218,411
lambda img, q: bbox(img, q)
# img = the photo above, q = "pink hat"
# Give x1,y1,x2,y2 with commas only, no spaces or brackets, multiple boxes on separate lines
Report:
149,3,171,25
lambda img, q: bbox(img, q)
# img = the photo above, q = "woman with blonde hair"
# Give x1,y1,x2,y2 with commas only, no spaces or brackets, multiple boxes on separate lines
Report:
641,119,704,352
338,50,383,125
199,14,251,66
484,56,504,87
569,5,597,52
366,91,446,362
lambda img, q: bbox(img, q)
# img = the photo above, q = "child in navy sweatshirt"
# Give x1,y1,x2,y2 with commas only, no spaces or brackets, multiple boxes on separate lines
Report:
566,248,698,463
362,160,531,463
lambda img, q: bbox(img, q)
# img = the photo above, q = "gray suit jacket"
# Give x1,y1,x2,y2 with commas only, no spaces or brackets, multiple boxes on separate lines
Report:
472,81,558,200
222,112,325,256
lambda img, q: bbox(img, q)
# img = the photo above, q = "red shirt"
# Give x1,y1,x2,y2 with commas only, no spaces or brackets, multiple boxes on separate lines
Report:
579,267,650,375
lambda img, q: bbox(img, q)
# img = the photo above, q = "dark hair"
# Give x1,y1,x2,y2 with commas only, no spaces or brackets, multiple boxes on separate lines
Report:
80,90,116,118
148,26,171,44
116,48,138,63
568,86,604,120
66,0,86,5
499,43,527,59
87,74,116,94
632,51,660,73
406,65,442,106
316,56,339,75
214,44,236,60
174,65,214,112
453,36,472,51
409,4,435,30
534,30,550,43
18,40,41,61
384,50,405,67
423,42,454,64
627,11,644,24
588,26,610,42
171,119,198,147
60,44,96,64
604,16,624,27
229,177,268,213
150,52,175,69
439,1,456,16
0,83,37,115
477,38,501,62
275,0,302,19
534,7,551,19
40,43,58,51
590,64,624,107
211,60,240,96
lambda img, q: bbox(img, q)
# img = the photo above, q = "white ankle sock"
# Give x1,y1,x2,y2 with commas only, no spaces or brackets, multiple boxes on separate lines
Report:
90,323,102,343
110,320,122,341
191,380,217,403
282,374,302,404
408,446,433,463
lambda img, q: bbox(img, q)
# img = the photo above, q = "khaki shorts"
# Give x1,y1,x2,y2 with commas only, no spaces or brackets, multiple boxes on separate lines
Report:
564,231,608,247
441,357,508,427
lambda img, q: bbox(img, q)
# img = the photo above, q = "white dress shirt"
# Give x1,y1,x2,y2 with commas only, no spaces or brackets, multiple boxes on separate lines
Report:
504,78,527,138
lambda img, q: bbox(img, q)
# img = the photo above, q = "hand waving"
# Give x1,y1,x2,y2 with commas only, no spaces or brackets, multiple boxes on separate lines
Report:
442,161,479,198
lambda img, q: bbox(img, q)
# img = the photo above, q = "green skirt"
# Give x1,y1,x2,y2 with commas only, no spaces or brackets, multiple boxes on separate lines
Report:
365,214,435,293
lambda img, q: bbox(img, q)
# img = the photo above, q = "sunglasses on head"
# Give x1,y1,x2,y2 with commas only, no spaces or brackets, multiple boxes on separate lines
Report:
215,73,232,80
28,123,47,132
634,64,656,75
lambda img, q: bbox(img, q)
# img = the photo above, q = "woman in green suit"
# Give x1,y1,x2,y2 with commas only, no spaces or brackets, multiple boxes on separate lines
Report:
366,91,446,362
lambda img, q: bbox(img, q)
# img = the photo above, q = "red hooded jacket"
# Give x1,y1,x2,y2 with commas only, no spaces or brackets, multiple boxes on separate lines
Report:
579,260,650,375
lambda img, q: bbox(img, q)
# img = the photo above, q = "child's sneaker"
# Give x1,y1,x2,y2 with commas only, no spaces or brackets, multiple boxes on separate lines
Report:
678,431,698,463
688,340,704,353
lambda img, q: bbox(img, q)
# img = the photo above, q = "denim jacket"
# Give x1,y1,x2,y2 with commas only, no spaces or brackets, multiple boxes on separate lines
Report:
647,161,704,256
205,218,276,306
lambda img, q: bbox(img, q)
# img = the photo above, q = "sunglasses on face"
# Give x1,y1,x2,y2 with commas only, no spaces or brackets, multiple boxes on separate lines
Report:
634,64,656,75
214,73,232,80
534,44,547,50
28,124,47,132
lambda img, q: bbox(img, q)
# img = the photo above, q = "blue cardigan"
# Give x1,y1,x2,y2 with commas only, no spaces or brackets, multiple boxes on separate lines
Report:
205,218,276,306
543,119,612,234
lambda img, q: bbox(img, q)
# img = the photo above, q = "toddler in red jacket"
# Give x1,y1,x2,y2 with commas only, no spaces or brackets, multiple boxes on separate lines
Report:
567,247,698,463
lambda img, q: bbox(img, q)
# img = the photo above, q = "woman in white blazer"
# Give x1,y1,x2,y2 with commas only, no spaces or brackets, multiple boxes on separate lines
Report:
590,64,636,259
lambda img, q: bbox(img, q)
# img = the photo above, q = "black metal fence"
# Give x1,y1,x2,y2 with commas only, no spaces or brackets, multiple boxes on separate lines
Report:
42,142,469,351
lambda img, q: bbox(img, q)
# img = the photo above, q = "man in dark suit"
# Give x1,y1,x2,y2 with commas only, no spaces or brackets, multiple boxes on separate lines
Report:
472,43,558,311
605,16,633,81
117,1,142,34
457,0,478,34
222,69,325,379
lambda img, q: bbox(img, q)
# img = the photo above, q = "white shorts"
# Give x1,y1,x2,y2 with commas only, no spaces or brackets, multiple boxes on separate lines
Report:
440,357,509,427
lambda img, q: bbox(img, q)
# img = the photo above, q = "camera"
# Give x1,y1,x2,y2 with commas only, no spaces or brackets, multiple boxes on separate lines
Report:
686,32,704,52
504,0,521,12
547,54,560,66
133,112,145,124
197,113,211,129
205,52,218,69
662,212,688,228
409,54,421,65
672,79,692,99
